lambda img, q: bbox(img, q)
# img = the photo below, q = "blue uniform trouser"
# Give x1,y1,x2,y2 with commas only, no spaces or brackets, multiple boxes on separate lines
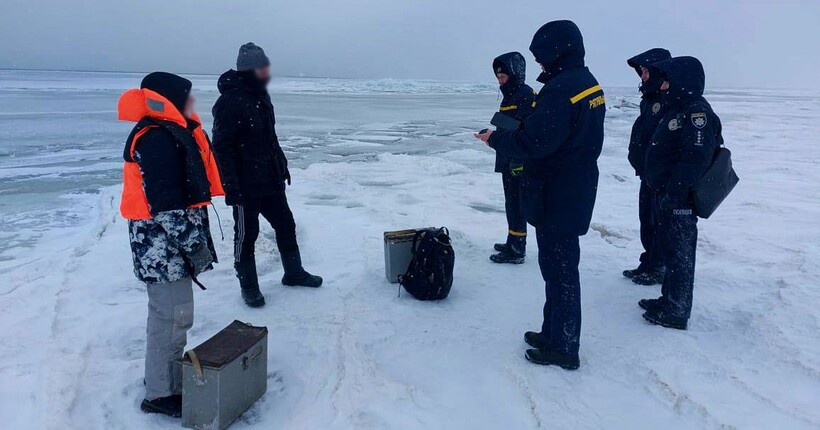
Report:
537,229,581,357
502,173,527,249
638,180,662,269
657,194,698,319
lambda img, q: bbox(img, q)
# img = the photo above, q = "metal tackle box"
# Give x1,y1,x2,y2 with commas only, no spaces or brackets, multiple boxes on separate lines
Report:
182,320,268,430
384,228,434,283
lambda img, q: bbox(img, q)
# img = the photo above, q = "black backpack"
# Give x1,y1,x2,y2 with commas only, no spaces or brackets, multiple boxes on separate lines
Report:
398,227,455,301
693,146,739,219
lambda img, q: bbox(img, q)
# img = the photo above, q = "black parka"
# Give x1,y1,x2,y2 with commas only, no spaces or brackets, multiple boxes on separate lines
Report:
627,48,672,176
488,20,605,236
492,52,537,173
212,70,289,204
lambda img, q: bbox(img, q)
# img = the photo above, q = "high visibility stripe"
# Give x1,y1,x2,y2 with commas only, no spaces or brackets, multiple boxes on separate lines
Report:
508,230,527,237
570,85,603,104
499,105,518,112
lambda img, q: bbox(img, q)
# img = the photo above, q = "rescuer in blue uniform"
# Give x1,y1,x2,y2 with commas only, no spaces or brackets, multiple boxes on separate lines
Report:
489,52,536,265
639,56,723,330
475,20,605,370
623,48,672,286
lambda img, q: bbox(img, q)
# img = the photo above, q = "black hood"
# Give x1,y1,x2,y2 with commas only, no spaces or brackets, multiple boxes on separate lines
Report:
141,71,192,114
628,48,671,96
217,69,267,95
651,56,705,105
529,20,585,83
493,52,526,83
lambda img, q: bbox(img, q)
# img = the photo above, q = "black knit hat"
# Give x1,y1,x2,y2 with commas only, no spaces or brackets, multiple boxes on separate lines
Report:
140,72,192,114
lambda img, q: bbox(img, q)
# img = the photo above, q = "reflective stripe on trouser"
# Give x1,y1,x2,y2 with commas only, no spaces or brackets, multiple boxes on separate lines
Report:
502,173,527,248
232,193,299,264
145,277,194,400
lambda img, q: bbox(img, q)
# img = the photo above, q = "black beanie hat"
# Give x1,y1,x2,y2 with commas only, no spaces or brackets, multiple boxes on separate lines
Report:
140,72,192,114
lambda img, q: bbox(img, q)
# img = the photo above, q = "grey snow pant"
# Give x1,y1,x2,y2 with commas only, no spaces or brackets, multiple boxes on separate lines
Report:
145,277,194,400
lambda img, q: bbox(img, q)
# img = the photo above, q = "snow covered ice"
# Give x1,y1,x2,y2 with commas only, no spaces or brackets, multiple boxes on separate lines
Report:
0,70,819,429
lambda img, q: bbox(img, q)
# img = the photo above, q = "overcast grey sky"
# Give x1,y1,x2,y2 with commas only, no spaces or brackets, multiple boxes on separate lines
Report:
1,0,817,88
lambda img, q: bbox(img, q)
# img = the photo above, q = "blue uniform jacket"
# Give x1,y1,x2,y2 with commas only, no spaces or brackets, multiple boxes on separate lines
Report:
488,21,605,236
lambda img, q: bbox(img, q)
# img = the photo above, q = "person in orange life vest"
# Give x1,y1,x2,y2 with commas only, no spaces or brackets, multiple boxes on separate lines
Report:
118,71,223,418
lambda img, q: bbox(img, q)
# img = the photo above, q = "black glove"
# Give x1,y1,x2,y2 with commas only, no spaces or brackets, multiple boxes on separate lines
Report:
185,242,214,276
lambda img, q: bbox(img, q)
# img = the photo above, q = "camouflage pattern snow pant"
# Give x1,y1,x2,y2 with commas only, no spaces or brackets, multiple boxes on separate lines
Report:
145,277,193,400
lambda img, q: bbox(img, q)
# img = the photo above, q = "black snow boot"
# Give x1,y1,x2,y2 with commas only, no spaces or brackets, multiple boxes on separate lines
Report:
494,243,508,253
141,395,182,418
490,238,525,264
622,264,647,279
525,349,580,370
642,308,688,330
281,250,322,288
632,266,666,286
638,297,662,311
236,260,265,308
524,331,547,350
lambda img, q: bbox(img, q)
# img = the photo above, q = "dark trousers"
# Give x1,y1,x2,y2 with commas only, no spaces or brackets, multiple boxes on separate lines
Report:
232,191,299,263
657,194,698,319
638,180,662,269
502,173,527,247
536,229,581,357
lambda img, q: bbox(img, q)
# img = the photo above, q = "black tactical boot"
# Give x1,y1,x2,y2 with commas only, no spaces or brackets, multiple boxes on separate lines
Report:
494,243,509,253
642,307,688,330
524,331,547,350
638,297,662,311
632,266,666,286
281,251,323,288
622,264,647,279
490,238,525,264
141,395,182,418
236,260,265,308
525,349,580,370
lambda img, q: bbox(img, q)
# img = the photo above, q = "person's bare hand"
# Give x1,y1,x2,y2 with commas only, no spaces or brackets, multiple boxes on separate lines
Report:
474,129,493,145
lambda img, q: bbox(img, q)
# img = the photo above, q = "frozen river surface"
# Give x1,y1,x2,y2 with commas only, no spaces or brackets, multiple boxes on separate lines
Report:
0,70,819,429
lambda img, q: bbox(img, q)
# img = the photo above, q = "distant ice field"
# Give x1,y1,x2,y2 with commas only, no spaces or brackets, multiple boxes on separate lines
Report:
0,70,819,429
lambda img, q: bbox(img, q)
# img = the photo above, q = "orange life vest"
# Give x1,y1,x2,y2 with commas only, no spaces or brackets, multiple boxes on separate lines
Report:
117,88,224,220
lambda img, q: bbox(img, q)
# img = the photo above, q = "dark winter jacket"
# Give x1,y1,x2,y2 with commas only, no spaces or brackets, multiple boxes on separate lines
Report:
212,70,289,205
488,20,605,236
645,57,723,197
627,48,672,176
492,52,537,173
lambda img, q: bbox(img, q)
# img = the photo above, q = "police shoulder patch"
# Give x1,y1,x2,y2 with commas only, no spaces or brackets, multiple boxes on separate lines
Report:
668,118,681,131
652,103,661,114
691,112,708,129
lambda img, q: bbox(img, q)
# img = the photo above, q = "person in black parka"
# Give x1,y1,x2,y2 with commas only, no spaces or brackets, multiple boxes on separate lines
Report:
639,56,723,330
490,52,537,264
476,21,605,370
212,43,322,308
623,48,672,286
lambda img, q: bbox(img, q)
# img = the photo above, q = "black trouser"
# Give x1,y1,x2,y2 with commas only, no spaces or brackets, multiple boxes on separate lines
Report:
502,173,527,248
537,229,581,357
656,194,698,319
232,190,299,263
638,180,662,269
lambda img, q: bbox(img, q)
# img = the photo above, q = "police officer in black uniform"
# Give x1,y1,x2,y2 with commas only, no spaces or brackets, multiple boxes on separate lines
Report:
489,52,536,264
476,21,605,370
623,48,672,285
640,56,723,330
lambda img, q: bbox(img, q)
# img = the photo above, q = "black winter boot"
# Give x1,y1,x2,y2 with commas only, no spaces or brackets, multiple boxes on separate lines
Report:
622,264,648,279
490,237,525,264
524,331,547,350
632,266,666,286
141,395,182,418
236,260,265,308
638,297,662,311
642,307,688,330
494,243,508,252
525,349,580,370
281,250,322,288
